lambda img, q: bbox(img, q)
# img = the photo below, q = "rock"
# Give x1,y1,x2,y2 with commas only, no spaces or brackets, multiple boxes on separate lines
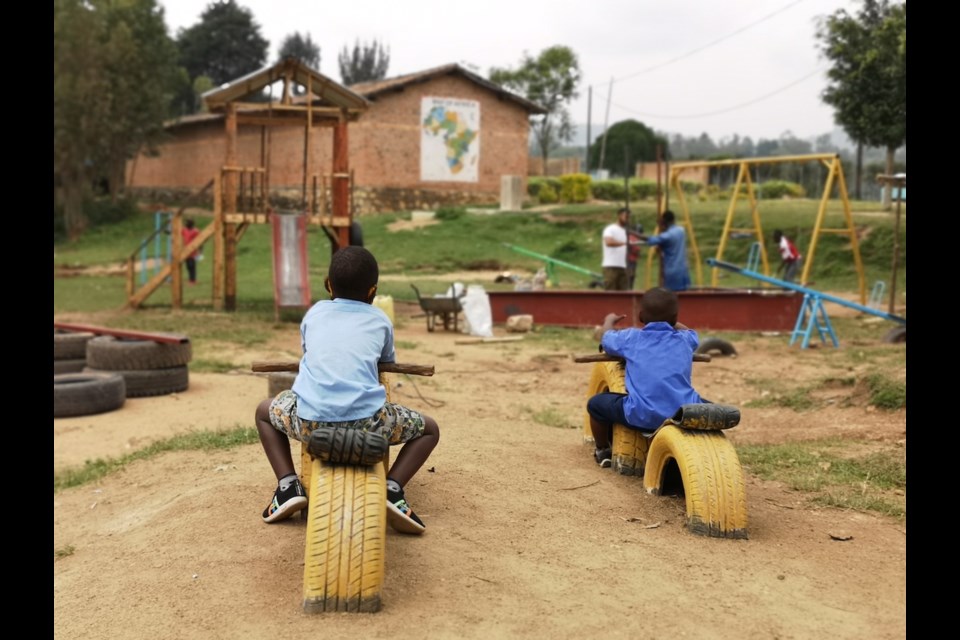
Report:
506,314,534,333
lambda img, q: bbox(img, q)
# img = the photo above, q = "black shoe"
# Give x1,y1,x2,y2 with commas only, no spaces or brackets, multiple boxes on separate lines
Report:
262,478,308,523
594,447,612,468
386,487,426,534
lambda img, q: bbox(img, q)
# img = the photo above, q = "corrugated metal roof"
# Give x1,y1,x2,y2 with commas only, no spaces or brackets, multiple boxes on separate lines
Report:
347,63,547,114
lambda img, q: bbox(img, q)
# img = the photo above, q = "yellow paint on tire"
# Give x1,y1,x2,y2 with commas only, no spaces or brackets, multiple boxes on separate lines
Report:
302,458,387,612
643,426,748,539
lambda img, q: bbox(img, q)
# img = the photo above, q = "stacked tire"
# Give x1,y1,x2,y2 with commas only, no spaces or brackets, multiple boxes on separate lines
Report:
84,334,192,398
54,330,95,374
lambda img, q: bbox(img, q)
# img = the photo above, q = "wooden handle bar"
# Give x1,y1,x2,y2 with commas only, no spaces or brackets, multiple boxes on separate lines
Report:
251,361,435,376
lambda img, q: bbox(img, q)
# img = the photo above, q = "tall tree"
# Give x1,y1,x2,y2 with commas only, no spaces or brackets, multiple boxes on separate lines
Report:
818,0,906,207
338,40,390,85
54,0,181,240
278,32,321,69
278,32,321,96
588,120,667,177
176,0,269,88
490,46,581,169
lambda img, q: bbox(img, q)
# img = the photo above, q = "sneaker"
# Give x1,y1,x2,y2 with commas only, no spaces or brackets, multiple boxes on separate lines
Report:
594,447,612,469
262,478,308,523
386,487,426,535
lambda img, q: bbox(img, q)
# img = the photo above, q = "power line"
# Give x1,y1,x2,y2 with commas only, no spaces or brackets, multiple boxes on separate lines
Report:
591,0,808,88
594,67,825,120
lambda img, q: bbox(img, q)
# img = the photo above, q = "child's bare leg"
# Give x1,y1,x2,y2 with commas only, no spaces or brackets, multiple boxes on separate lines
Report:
387,415,439,487
256,397,296,480
590,415,612,450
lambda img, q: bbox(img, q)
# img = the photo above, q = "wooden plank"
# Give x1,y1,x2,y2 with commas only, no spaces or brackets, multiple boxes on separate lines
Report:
54,323,188,344
171,213,183,309
251,361,435,377
213,173,224,311
225,223,238,311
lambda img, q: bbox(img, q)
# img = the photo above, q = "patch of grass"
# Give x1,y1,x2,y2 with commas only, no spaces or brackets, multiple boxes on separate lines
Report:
55,545,76,559
737,439,905,519
54,426,258,492
864,372,906,410
395,340,419,351
532,407,576,429
744,386,818,411
190,359,239,373
526,326,598,354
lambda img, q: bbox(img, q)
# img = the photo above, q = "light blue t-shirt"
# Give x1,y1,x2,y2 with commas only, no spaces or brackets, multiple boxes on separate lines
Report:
646,225,691,291
601,321,703,429
291,298,395,421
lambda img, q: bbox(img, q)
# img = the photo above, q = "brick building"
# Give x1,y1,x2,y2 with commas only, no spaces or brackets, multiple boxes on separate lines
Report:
126,63,545,214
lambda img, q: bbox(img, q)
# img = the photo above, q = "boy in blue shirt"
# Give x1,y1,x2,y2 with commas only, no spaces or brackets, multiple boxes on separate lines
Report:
586,287,703,467
254,246,440,534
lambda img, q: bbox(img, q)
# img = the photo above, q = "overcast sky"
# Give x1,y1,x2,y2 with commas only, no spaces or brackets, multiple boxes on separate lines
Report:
159,0,858,143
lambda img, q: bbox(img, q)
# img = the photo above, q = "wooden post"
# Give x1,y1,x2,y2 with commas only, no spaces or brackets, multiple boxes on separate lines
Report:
333,113,350,248
225,222,238,311
303,73,313,211
212,174,224,311
171,212,183,309
224,104,238,311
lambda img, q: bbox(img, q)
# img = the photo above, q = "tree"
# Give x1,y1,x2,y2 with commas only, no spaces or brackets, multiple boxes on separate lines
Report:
338,40,390,85
817,1,906,207
490,46,581,169
176,0,269,88
587,120,667,177
278,32,320,69
54,0,181,240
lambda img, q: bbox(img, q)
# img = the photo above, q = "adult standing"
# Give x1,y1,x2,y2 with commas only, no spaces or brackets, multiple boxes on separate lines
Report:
601,207,630,291
638,210,691,292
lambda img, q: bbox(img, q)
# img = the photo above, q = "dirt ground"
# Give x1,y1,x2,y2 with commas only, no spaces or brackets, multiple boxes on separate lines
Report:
53,302,906,640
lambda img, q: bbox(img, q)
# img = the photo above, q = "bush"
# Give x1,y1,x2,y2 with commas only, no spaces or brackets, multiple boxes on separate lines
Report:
591,180,626,202
759,180,806,199
434,206,465,221
630,179,658,200
528,177,562,199
538,183,559,204
559,173,591,203
54,196,140,242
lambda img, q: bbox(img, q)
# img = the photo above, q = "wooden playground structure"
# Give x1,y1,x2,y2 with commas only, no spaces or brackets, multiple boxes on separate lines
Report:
651,153,867,305
125,58,369,312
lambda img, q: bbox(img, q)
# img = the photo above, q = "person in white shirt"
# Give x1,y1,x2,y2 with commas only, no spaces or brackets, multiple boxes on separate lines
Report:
601,208,631,291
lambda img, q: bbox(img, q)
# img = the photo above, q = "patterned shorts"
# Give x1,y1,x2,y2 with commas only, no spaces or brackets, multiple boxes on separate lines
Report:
268,390,425,445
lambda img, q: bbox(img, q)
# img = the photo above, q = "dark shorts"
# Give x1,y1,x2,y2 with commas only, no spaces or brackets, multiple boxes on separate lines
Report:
268,390,425,445
587,392,658,433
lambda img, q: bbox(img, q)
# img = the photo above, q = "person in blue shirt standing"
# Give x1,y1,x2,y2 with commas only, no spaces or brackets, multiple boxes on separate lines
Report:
254,246,439,534
586,287,704,467
638,210,691,291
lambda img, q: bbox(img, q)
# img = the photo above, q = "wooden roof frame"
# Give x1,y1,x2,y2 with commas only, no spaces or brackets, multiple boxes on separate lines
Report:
202,57,369,118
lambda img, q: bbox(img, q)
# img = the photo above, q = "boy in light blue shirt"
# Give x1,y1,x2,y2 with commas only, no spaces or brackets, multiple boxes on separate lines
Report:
254,246,440,534
586,287,703,467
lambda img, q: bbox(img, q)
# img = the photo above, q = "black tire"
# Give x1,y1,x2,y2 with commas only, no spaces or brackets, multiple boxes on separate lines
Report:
54,373,126,418
349,220,363,247
268,371,297,397
85,366,189,398
86,335,192,370
307,426,389,466
883,326,906,344
54,331,96,360
695,337,737,358
54,359,87,375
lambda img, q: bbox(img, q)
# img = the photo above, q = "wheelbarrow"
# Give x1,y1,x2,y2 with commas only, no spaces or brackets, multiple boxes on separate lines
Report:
410,284,462,332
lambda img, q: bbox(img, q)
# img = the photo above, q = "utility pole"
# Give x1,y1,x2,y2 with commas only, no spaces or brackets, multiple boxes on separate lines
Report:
585,86,592,174
598,78,613,174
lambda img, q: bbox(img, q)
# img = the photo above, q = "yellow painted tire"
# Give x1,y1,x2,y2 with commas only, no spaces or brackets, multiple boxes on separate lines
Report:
643,426,748,539
582,361,626,444
302,457,387,613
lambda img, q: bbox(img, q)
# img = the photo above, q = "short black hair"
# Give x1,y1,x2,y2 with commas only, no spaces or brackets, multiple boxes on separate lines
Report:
640,287,679,325
660,210,676,225
773,229,784,241
328,246,379,301
184,219,195,229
